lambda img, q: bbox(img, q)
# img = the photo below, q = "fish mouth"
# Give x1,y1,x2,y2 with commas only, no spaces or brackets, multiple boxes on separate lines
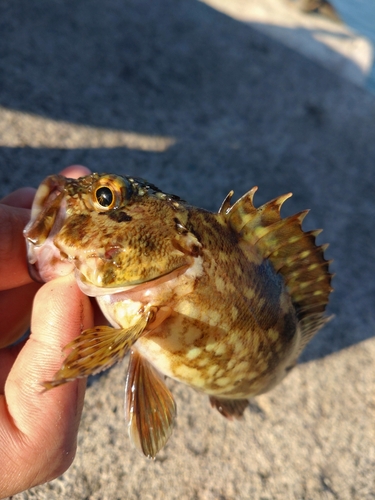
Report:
23,175,69,282
76,262,191,297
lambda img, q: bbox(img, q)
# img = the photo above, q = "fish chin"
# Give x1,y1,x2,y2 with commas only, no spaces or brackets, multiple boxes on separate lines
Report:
95,256,203,330
75,269,138,297
75,266,192,330
76,259,195,298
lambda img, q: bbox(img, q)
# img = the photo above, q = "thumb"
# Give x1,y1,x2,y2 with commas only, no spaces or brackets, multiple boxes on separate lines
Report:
1,274,93,494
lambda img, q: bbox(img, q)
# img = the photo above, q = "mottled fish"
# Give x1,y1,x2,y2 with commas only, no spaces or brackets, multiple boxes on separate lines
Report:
24,173,332,458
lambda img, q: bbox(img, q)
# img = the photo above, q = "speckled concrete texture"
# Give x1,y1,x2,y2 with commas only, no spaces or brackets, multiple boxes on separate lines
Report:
1,0,374,498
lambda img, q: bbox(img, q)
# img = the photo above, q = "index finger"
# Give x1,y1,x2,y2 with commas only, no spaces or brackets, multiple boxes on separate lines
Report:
0,203,34,289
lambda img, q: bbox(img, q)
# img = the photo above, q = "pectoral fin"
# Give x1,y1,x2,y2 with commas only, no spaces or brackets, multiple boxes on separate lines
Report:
43,312,149,390
125,349,176,459
209,396,249,420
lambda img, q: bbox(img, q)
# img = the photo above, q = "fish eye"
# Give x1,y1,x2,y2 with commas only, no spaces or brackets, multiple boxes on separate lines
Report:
95,186,114,208
91,175,132,212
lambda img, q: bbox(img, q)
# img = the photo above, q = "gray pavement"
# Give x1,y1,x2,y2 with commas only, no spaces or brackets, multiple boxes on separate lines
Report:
1,0,374,498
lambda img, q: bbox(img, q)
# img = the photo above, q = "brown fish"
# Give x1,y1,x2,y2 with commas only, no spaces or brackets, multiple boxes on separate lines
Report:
24,173,332,458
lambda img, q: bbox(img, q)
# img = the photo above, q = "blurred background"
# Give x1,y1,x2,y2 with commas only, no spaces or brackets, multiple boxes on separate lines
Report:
1,0,374,498
333,0,375,89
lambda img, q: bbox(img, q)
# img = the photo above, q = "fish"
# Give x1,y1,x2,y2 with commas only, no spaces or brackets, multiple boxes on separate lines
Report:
24,173,332,458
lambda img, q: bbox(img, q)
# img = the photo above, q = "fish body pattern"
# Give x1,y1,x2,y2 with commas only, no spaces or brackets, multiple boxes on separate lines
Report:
24,173,332,458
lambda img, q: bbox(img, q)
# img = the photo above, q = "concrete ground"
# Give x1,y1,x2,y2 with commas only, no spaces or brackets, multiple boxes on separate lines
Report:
1,0,374,498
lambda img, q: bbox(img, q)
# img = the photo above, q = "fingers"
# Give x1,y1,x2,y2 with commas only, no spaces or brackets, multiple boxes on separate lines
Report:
59,164,91,178
0,187,36,209
0,282,41,348
0,203,35,289
0,165,96,495
0,188,35,290
0,274,93,496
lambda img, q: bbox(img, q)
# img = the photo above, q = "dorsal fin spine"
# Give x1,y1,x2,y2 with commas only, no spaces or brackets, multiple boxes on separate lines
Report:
218,190,234,215
222,187,333,342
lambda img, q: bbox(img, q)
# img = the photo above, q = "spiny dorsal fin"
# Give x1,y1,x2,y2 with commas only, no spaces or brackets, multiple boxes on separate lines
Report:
221,188,333,341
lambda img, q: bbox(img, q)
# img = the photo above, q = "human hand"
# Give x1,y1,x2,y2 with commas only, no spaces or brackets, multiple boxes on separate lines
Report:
0,165,94,497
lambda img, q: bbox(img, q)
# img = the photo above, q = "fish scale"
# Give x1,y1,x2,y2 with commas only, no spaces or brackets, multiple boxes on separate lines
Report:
24,173,332,458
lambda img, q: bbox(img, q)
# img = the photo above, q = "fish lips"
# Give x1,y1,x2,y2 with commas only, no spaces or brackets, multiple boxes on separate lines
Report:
23,175,68,283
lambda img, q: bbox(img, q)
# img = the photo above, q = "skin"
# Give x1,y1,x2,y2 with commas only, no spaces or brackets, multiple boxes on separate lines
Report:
0,165,93,497
1,165,332,473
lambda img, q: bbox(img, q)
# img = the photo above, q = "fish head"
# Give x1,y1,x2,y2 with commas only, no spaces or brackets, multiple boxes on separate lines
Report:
24,173,201,296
